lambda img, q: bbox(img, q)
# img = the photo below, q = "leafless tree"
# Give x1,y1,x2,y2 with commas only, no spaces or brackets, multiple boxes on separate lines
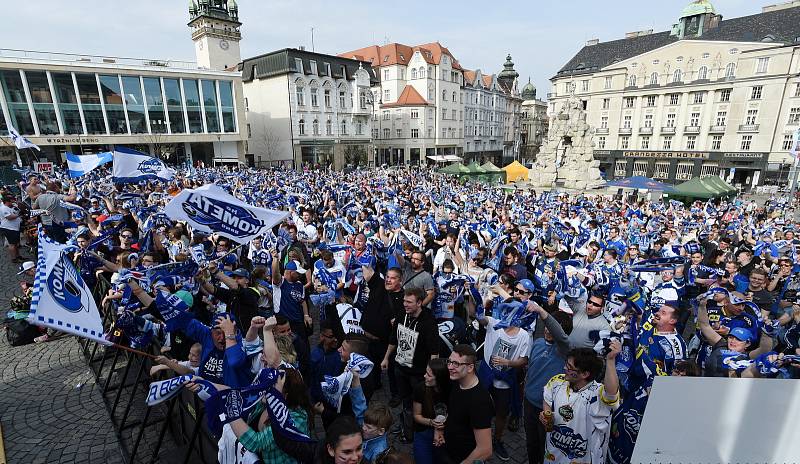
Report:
252,121,282,167
142,133,180,162
343,145,367,167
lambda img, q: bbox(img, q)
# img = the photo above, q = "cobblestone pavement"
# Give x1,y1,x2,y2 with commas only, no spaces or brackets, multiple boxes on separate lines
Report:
0,251,125,463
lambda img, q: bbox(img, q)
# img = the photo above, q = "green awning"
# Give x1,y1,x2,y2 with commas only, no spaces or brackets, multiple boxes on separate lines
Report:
668,176,738,200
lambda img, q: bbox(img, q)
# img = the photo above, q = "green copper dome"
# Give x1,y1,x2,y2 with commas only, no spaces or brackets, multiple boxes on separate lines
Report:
521,78,536,100
680,0,715,19
498,54,519,81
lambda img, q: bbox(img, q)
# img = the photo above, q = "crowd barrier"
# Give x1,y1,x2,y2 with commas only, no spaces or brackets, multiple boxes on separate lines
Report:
77,276,218,464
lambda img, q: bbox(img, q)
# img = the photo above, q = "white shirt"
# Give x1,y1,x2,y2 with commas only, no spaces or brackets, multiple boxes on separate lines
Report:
543,375,619,464
0,204,21,231
483,317,531,388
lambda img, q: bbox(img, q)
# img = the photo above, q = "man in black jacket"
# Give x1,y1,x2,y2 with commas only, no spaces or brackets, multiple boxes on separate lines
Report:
199,265,260,334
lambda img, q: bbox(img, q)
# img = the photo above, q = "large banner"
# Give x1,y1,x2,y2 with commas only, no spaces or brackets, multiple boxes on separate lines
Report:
112,147,175,183
67,151,112,178
27,227,110,345
164,184,288,243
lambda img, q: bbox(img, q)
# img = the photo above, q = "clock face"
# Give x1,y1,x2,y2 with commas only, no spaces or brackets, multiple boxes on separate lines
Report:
219,39,229,50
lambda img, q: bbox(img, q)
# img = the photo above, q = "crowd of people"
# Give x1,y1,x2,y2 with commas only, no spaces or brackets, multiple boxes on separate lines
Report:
5,162,800,464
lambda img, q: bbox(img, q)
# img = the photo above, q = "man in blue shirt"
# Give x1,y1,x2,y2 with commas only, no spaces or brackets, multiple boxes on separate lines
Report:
524,303,573,464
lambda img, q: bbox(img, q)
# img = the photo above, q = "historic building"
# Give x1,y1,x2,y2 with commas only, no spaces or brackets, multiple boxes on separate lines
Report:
519,79,549,163
549,0,800,190
0,0,247,167
239,49,377,169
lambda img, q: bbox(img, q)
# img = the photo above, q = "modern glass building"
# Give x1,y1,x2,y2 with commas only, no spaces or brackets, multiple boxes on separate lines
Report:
0,49,246,167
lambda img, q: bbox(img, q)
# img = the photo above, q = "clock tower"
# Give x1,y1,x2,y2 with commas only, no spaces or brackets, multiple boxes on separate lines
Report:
188,0,242,70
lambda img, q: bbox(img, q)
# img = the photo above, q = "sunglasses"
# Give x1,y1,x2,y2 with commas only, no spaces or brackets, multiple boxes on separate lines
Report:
514,287,532,294
120,234,133,239
587,300,603,306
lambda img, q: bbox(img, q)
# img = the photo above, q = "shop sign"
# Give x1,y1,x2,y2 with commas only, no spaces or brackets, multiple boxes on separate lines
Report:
34,162,53,173
623,150,709,160
723,152,766,159
44,137,101,144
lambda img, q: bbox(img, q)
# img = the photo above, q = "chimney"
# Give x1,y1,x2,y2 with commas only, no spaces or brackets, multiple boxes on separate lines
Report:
299,45,306,51
586,38,599,46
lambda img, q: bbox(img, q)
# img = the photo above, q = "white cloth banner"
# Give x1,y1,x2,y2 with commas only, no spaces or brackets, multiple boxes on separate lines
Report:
112,147,175,183
67,151,113,178
27,227,110,345
6,124,40,151
164,184,289,243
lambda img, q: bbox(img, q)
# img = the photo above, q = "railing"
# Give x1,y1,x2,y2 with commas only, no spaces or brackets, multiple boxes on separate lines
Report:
594,127,609,135
709,125,727,133
78,275,218,464
638,127,653,135
619,127,632,135
684,125,701,134
0,48,200,71
738,124,760,132
660,126,676,134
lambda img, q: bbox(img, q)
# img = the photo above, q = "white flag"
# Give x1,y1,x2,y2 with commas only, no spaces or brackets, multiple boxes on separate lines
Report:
164,184,289,243
27,227,110,345
112,147,175,183
67,151,113,178
6,124,40,151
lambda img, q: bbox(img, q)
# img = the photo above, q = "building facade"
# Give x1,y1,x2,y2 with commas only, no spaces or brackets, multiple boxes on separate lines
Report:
520,79,549,163
239,49,377,169
549,0,800,190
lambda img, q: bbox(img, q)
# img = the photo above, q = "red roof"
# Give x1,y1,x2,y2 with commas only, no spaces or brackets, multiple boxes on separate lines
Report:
339,41,462,70
381,85,429,108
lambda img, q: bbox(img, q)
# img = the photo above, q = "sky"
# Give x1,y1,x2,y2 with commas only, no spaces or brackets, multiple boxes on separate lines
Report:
3,0,762,96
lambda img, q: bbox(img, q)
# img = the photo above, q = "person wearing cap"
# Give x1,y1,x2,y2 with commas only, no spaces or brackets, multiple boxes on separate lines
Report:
199,263,260,334
26,180,76,243
270,248,312,358
0,195,24,263
568,292,612,350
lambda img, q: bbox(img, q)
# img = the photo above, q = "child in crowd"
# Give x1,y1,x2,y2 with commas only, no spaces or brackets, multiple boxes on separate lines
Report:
149,342,202,377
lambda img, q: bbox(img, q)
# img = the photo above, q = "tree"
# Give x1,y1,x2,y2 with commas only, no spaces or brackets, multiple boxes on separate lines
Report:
142,133,180,162
343,145,367,167
252,120,282,167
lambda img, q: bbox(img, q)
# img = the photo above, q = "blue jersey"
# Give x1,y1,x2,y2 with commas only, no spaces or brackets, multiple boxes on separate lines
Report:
274,279,305,323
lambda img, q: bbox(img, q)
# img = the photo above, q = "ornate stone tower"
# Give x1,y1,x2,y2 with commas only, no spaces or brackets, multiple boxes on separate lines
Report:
497,54,519,89
188,0,242,70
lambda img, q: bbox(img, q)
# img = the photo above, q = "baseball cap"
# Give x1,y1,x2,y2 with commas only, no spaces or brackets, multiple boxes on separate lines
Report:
17,261,35,275
174,290,194,308
231,268,250,279
728,292,747,305
729,327,754,343
517,279,536,293
285,260,307,273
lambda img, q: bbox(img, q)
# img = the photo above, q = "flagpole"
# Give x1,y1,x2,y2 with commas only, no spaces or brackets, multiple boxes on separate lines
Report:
112,342,159,360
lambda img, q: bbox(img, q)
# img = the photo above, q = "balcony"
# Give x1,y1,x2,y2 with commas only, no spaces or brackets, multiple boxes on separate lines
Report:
738,124,760,133
709,125,727,133
638,126,653,135
660,126,676,134
595,127,609,135
547,92,557,99
619,127,632,135
684,125,701,134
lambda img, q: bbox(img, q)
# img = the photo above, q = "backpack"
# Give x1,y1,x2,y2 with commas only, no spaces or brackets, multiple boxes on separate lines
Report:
5,318,41,346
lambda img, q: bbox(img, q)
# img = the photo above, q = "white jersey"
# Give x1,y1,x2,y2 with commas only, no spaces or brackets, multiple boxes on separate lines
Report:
483,317,531,389
217,424,261,464
543,375,619,464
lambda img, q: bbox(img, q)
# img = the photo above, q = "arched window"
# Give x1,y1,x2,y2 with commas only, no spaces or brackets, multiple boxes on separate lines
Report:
442,89,447,100
725,63,736,79
296,85,305,105
312,119,319,135
629,75,637,87
356,121,363,135
419,67,425,78
340,119,347,135
326,119,332,135
698,66,708,80
411,68,417,79
428,86,434,100
310,87,319,107
673,69,682,83
650,72,659,85
452,91,457,102
298,119,305,135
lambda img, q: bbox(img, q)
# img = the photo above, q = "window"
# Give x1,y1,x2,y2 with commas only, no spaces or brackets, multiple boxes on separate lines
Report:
396,128,402,138
341,120,347,135
400,68,405,80
676,162,694,180
649,72,659,85
756,57,770,74
326,119,332,135
790,108,800,124
324,89,331,107
623,115,632,128
383,128,390,138
411,109,419,119
719,89,731,102
312,119,319,135
298,118,305,135
628,75,637,87
669,93,680,105
690,112,700,127
296,85,305,106
624,97,636,108
640,136,650,149
310,88,319,107
653,162,670,179
244,97,249,112
700,163,720,178
673,69,682,83
662,136,672,150
382,110,389,120
372,128,379,139
600,116,608,128
604,76,612,89
795,83,800,98
666,113,676,127
693,92,704,104
633,161,648,176
383,69,389,81
740,135,753,150
411,128,419,138
751,86,763,100
711,135,722,150
597,136,606,149
340,91,347,108
725,63,736,79
646,95,657,107
246,123,251,137
746,109,758,125
411,68,417,79
442,90,447,101
602,98,610,110
697,66,708,80
325,63,331,76
686,135,696,150
359,91,367,109
383,89,390,102
452,91,457,102
620,136,630,149
310,61,318,75
784,133,794,150
441,108,447,119
716,111,727,126
295,58,303,73
644,114,653,127
581,80,589,92
615,160,627,176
